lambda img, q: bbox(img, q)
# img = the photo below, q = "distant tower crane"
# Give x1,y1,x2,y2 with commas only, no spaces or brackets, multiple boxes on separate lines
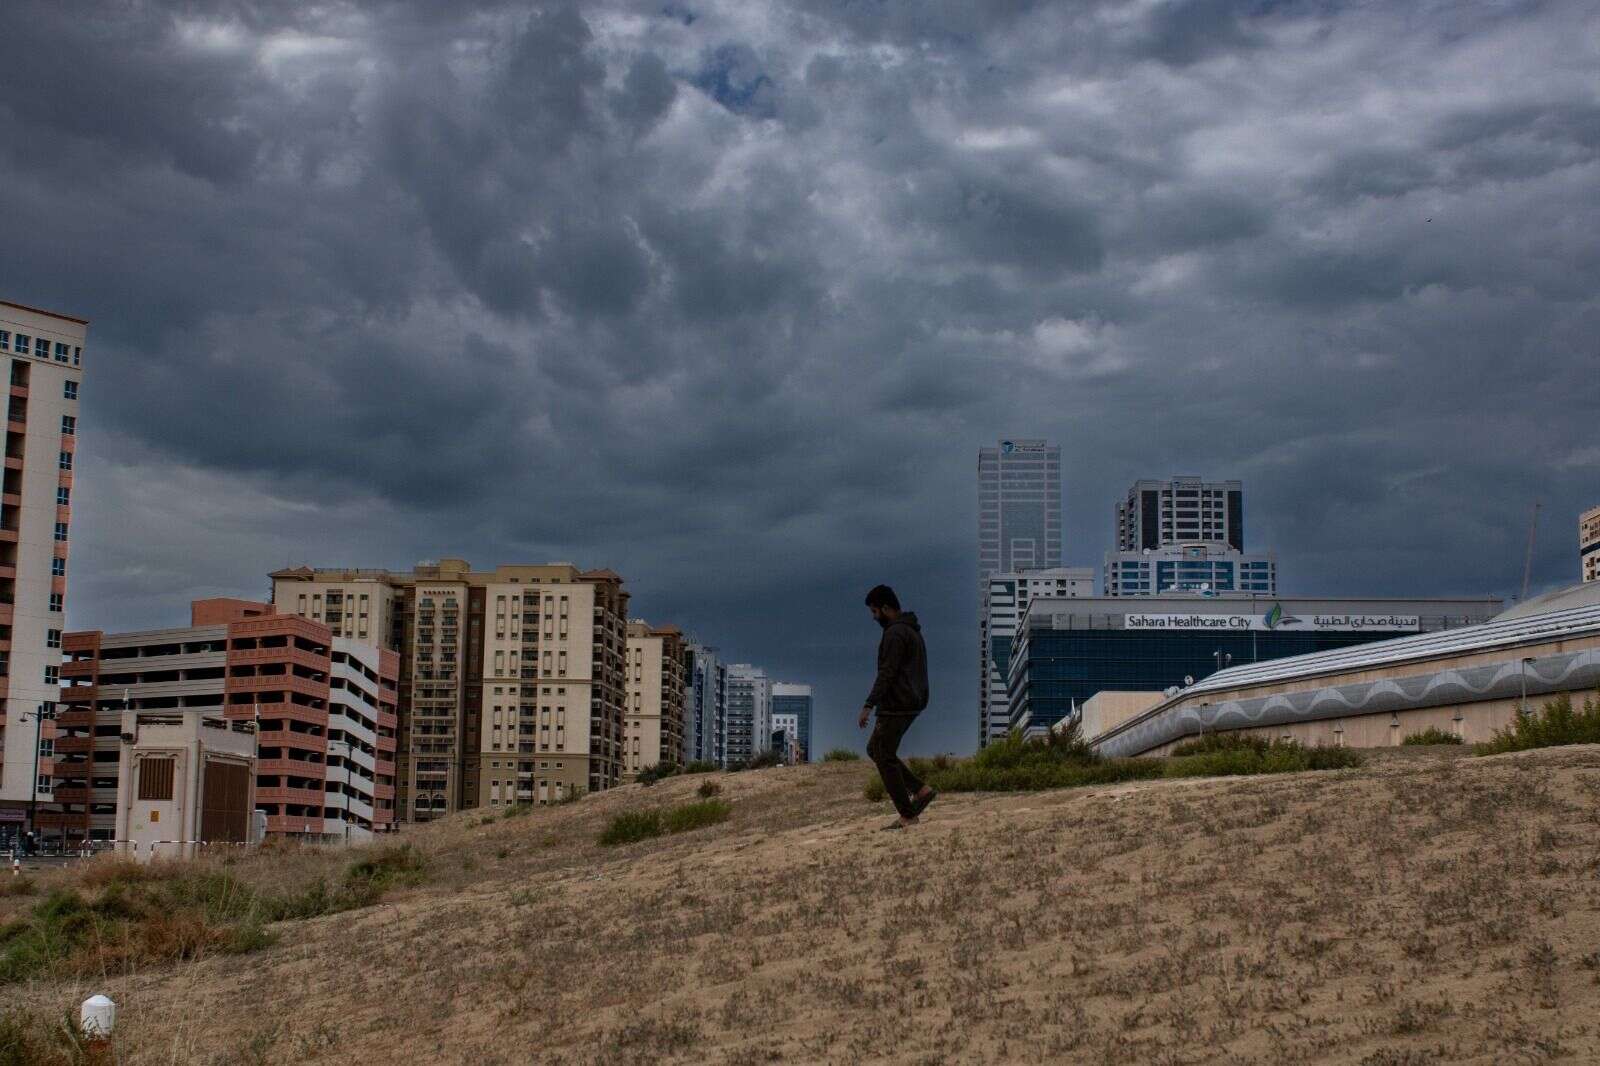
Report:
1520,501,1541,602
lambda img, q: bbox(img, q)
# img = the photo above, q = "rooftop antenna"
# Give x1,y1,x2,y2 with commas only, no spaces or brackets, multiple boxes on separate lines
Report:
1519,501,1540,602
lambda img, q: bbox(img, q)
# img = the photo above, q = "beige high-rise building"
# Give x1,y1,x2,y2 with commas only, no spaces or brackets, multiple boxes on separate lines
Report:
623,621,688,779
271,560,629,820
0,301,86,846
1583,505,1600,584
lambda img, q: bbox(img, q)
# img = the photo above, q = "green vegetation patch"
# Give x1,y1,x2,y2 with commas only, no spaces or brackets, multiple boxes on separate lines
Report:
636,760,719,787
662,799,733,834
881,726,1361,796
1401,727,1464,746
0,844,426,985
599,799,734,847
1477,693,1600,755
823,748,862,762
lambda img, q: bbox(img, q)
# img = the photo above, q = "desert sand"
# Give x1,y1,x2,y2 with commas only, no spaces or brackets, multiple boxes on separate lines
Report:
9,744,1600,1064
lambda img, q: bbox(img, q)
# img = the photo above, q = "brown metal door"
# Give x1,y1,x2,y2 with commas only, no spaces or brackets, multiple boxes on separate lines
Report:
200,760,251,842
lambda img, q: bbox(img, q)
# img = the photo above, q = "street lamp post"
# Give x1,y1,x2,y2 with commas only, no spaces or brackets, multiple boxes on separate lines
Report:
1213,650,1233,675
14,701,59,854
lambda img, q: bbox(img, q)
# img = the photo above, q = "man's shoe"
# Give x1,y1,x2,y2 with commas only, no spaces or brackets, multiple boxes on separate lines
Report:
909,788,937,818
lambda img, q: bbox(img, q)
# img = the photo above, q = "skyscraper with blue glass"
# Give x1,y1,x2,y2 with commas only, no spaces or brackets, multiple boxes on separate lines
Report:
978,439,1063,746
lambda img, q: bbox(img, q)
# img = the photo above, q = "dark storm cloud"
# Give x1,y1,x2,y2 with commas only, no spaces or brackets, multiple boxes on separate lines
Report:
4,0,1598,757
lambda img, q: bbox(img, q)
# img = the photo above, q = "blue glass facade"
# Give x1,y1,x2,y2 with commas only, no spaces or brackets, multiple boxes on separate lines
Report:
771,692,813,762
1008,628,1417,733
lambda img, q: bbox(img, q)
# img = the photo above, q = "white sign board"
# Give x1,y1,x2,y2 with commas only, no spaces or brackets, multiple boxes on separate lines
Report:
1123,612,1420,633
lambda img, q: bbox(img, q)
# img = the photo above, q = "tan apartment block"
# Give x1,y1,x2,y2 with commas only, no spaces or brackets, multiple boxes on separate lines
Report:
0,300,86,847
623,621,689,779
272,560,629,820
1583,504,1600,583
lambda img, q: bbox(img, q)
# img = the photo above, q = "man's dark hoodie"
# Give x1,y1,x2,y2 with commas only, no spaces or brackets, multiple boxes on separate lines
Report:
865,612,930,716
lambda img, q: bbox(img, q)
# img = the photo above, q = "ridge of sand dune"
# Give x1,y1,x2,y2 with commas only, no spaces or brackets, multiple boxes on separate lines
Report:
10,747,1600,1064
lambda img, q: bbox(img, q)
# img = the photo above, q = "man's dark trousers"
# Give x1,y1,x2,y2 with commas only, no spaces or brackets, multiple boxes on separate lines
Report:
868,714,926,820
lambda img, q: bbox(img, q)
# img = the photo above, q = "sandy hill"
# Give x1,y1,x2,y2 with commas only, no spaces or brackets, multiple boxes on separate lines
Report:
9,746,1600,1064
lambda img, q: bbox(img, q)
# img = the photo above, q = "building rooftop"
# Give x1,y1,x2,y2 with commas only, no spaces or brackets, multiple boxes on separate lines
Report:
0,299,90,324
1176,596,1600,697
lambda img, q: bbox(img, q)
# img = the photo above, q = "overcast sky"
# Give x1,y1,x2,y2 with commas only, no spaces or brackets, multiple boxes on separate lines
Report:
3,0,1597,756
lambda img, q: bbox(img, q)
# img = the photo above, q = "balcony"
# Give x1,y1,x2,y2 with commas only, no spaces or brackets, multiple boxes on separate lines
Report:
257,757,327,779
265,814,323,836
255,728,328,753
256,785,328,807
50,784,89,804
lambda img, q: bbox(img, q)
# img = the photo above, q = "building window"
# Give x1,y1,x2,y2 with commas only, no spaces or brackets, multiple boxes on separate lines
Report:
61,415,74,435
137,758,175,801
34,338,47,358
73,347,81,366
36,775,52,795
37,738,53,758
46,629,60,648
49,593,62,611
57,486,69,506
54,342,68,362
58,451,72,470
51,557,64,576
54,522,68,541
0,332,8,350
14,335,29,355
64,380,77,400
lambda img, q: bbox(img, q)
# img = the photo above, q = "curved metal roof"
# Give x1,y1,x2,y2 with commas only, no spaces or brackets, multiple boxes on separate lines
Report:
1494,580,1600,621
1177,600,1600,698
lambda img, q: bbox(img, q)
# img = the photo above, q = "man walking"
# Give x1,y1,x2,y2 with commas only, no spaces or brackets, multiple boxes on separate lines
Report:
859,585,935,829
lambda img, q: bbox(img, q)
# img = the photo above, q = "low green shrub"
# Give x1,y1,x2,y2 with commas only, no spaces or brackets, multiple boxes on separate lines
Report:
1477,693,1600,755
502,802,534,819
662,799,732,834
1163,743,1362,778
823,748,861,762
911,727,1361,794
1168,733,1274,757
744,751,783,770
863,777,886,802
598,798,734,846
636,762,680,787
1401,727,1464,746
696,781,722,799
682,760,719,774
599,810,663,847
0,843,426,984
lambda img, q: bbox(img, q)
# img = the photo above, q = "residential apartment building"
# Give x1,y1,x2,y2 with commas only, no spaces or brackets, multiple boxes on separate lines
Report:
771,712,801,765
1104,542,1278,597
271,560,630,817
686,642,725,765
770,682,813,763
981,567,1096,745
0,300,86,846
53,598,397,845
1116,477,1243,552
1583,505,1600,583
624,621,689,778
724,664,771,766
1105,477,1275,597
